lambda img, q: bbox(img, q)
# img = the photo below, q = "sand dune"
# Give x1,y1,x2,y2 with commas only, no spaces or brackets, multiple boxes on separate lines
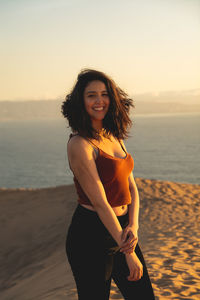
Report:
0,178,200,299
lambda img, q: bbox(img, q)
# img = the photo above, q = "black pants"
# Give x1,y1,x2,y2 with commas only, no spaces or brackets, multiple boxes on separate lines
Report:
66,204,155,300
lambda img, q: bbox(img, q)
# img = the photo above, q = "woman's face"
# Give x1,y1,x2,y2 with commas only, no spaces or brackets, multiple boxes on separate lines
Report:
83,80,110,126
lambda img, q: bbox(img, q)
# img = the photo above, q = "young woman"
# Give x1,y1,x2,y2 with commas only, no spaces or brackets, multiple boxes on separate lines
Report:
61,69,155,299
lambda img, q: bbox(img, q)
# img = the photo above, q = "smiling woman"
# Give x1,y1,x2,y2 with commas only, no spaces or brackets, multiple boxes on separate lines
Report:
61,69,155,299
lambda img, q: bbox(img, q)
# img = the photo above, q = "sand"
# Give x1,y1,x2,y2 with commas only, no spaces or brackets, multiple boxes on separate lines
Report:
0,178,200,299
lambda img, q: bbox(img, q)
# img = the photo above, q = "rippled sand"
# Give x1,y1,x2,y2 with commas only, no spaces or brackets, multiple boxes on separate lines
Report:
0,178,199,299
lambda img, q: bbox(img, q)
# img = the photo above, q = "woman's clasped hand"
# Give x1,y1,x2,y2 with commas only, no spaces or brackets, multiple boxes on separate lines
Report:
120,225,138,254
120,226,143,281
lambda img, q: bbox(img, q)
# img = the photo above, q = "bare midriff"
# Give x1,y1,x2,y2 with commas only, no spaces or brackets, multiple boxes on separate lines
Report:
80,203,128,216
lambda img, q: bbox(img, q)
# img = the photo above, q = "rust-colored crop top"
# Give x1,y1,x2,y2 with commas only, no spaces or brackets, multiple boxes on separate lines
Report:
69,134,134,207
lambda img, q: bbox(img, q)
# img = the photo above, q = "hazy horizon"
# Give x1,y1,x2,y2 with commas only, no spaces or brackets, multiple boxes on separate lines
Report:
1,88,200,104
0,97,200,122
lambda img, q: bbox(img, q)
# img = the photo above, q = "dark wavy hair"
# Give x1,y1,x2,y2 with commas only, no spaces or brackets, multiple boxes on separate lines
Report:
61,69,134,140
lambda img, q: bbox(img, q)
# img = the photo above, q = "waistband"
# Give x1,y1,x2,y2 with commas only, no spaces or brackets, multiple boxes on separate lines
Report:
76,203,129,223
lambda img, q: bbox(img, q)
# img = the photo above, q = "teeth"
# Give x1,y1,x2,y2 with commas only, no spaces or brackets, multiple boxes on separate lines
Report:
94,107,103,111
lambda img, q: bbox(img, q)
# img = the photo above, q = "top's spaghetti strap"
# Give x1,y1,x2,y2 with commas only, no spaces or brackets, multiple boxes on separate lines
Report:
117,138,127,154
69,133,79,139
86,139,99,150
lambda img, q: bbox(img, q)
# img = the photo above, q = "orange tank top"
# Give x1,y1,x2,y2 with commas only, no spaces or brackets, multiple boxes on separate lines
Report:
69,134,134,207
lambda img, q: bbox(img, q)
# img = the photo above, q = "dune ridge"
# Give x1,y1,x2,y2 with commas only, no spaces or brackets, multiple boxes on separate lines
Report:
0,178,200,299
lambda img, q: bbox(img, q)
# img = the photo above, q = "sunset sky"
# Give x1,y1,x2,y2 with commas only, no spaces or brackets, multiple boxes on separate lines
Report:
0,0,199,101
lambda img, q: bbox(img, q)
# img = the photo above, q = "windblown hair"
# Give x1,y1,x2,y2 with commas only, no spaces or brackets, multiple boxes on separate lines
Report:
61,69,134,140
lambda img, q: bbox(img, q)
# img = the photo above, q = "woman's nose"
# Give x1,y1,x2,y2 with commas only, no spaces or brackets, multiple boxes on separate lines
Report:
95,95,103,103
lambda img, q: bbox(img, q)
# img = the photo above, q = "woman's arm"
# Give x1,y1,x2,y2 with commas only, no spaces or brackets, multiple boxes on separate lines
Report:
119,172,140,254
119,140,140,254
67,136,126,249
127,172,140,231
120,139,140,230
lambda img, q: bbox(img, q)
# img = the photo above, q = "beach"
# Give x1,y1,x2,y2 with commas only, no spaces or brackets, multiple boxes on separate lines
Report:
0,178,200,299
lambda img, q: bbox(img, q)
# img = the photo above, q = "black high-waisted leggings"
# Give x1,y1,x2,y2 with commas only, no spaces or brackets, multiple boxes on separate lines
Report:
66,204,155,300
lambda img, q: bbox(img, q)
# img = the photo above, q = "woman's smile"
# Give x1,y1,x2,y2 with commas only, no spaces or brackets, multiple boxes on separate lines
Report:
93,106,106,112
93,106,104,111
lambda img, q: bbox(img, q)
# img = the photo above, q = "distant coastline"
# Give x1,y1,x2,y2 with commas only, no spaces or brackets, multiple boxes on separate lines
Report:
0,99,200,121
134,111,200,118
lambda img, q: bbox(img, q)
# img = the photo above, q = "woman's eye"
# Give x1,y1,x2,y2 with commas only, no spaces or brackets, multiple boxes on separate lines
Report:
87,93,108,98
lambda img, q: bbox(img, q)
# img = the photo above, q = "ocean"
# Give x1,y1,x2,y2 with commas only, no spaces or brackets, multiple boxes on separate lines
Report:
0,113,200,188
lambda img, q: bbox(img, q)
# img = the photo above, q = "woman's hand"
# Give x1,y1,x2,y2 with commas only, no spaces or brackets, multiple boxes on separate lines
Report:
120,225,138,254
125,252,143,281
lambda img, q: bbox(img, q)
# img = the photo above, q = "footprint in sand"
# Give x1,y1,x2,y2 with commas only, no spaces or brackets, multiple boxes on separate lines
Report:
154,274,174,288
163,258,175,266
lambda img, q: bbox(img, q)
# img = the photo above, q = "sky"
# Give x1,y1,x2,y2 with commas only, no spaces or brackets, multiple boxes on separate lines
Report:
0,0,200,101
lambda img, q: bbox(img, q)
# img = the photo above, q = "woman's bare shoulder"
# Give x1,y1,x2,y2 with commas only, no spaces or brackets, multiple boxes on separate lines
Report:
67,134,94,160
68,134,87,151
